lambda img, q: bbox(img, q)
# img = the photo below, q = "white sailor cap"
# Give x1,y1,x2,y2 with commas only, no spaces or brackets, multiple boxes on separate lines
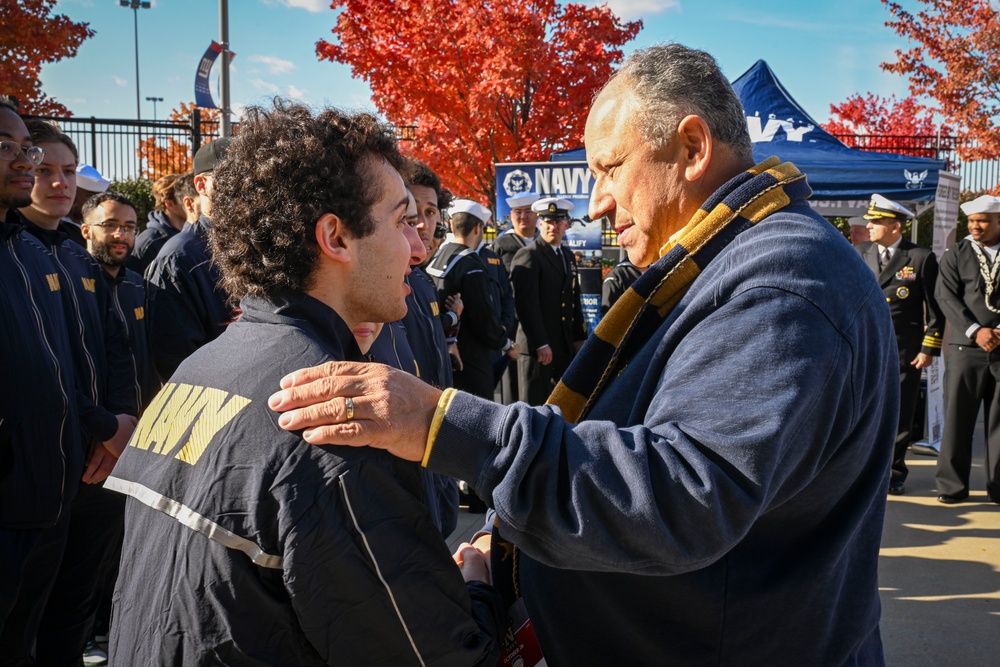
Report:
449,199,492,224
847,216,869,228
531,196,574,219
76,164,110,193
505,191,541,209
863,194,914,222
960,194,1000,216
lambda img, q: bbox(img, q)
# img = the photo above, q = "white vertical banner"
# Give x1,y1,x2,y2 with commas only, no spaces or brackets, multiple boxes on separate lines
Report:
915,172,960,455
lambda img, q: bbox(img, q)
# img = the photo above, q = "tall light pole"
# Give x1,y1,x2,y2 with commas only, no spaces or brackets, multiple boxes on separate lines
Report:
219,0,232,137
119,1,151,120
145,96,163,121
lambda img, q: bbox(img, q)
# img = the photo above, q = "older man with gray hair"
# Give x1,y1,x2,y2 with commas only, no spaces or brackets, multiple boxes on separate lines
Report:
271,43,897,665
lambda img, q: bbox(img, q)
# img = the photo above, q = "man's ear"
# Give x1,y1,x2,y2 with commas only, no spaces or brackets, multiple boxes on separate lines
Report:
193,173,209,196
315,212,352,263
80,222,93,241
675,114,712,183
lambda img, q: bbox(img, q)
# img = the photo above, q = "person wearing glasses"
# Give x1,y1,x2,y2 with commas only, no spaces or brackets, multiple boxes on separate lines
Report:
16,119,140,666
0,96,89,666
77,190,160,666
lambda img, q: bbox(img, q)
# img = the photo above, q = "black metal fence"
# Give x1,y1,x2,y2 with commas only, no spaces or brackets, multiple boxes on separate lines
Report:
25,110,222,182
832,133,1000,193
21,113,1000,195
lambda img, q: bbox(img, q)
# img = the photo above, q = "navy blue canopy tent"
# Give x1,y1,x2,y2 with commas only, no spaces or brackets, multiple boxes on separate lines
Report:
553,60,945,202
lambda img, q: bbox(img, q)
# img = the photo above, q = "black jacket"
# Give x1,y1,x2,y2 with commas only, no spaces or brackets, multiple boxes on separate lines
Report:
936,237,1000,346
0,212,83,528
490,231,535,275
102,266,159,411
145,215,234,380
426,242,507,399
106,292,501,666
20,216,138,439
129,210,181,275
510,239,586,374
857,239,944,361
601,259,643,315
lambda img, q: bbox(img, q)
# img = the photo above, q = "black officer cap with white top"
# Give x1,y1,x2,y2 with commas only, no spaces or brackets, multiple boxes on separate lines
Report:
960,194,1000,216
449,198,492,224
863,194,914,222
505,191,541,209
532,196,574,220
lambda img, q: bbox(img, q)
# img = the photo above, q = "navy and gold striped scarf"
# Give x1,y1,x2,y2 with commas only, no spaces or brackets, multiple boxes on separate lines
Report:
548,156,811,423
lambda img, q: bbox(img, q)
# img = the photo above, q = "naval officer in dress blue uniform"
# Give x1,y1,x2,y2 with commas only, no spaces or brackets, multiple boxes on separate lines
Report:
857,194,944,495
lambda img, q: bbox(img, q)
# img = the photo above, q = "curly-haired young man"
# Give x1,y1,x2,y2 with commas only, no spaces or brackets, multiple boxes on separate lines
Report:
104,99,502,666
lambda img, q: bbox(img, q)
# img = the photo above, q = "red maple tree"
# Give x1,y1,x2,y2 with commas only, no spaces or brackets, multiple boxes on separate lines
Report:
881,0,1000,160
136,102,221,179
0,0,94,115
316,0,640,204
823,93,950,158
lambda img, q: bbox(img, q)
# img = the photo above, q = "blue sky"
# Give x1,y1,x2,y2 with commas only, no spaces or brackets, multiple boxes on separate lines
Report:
44,0,918,126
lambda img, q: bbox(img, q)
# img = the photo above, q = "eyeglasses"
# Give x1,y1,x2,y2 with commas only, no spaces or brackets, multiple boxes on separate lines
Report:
0,141,44,166
89,222,138,236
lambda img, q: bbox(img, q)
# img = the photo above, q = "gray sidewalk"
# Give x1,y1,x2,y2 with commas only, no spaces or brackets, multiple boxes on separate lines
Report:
879,436,999,665
448,438,1000,664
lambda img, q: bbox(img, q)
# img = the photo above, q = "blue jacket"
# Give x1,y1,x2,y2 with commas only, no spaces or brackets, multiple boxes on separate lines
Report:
21,216,138,440
107,292,501,665
427,203,896,666
102,266,159,411
145,215,234,380
0,212,82,528
402,266,454,389
129,210,180,276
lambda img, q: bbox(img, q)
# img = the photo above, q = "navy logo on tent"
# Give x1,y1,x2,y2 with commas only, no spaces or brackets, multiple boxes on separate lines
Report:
745,112,814,143
503,169,533,197
904,169,928,189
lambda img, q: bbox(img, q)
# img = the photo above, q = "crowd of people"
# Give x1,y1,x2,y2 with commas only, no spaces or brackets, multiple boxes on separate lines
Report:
1,40,997,666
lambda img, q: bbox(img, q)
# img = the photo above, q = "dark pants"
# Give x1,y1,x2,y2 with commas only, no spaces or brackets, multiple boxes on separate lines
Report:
35,482,126,666
0,514,71,666
938,345,1000,501
892,363,922,484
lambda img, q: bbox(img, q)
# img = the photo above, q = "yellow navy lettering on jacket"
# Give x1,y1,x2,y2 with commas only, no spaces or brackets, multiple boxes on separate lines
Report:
430,300,440,316
134,306,144,320
46,273,60,291
81,277,96,292
129,382,252,466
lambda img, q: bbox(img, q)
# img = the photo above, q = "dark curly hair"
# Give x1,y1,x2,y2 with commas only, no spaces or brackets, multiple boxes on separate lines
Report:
211,99,405,300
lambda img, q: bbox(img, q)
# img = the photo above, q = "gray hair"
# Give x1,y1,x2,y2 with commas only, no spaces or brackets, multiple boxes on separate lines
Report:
611,43,753,164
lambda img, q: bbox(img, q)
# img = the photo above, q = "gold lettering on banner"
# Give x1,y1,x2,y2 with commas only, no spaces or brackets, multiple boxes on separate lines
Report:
81,278,96,292
128,382,252,466
46,273,60,291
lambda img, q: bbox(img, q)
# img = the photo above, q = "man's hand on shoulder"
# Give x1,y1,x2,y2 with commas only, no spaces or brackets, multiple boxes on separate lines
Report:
268,361,441,461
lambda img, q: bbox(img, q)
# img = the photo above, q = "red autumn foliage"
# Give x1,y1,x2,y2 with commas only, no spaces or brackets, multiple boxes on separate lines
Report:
881,0,1000,160
136,102,221,179
825,93,945,138
316,0,641,204
0,0,95,115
